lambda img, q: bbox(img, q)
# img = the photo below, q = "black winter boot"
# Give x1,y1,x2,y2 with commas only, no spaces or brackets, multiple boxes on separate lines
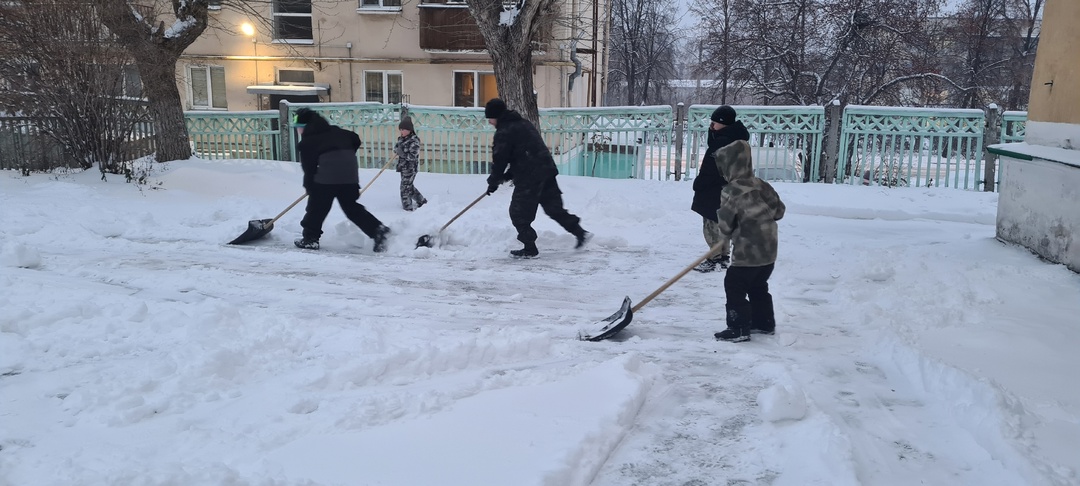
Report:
575,231,593,250
294,238,319,250
715,304,751,342
373,226,391,253
510,242,539,259
693,258,721,273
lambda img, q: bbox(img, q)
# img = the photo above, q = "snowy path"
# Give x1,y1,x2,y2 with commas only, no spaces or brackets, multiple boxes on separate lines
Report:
1,161,1077,485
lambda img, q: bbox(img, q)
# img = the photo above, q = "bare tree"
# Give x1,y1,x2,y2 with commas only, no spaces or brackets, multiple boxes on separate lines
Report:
462,0,559,127
690,0,744,104
0,0,151,174
946,0,1042,109
692,0,949,106
607,0,679,106
96,0,212,163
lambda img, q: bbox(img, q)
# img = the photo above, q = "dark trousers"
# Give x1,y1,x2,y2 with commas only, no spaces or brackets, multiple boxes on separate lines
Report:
301,183,383,240
509,176,584,245
724,263,776,330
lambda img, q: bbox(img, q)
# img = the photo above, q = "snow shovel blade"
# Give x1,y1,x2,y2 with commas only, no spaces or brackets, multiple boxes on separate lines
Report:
579,296,634,342
415,233,436,249
228,219,274,245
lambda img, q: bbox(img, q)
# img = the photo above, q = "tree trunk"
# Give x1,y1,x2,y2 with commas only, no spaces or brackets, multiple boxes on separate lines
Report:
466,0,557,130
98,0,208,163
488,41,540,128
137,51,192,162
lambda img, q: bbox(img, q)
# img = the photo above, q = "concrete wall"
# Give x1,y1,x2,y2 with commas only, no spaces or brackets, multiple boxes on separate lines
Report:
996,155,1080,272
994,0,1080,273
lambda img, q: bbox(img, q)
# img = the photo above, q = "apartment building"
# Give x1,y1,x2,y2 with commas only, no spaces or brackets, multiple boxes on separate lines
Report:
178,0,609,111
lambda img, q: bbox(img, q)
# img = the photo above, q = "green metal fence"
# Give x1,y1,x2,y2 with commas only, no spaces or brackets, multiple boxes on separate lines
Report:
1001,111,1027,144
838,106,987,190
686,105,825,183
2,103,1028,191
185,111,280,161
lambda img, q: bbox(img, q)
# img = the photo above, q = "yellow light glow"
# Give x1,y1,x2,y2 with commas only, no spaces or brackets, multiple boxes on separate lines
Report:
240,23,255,37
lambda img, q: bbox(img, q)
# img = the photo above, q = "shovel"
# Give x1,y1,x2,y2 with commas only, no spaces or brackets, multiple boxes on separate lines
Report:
358,155,397,197
415,191,489,248
227,193,308,245
228,156,396,245
578,240,728,341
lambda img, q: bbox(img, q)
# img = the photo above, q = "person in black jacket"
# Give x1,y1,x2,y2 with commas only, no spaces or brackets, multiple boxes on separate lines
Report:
691,105,750,272
293,108,391,252
483,98,590,259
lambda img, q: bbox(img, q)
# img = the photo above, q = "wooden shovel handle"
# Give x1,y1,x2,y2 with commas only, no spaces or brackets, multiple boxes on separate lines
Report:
631,240,728,313
359,155,397,197
439,192,489,232
268,194,309,225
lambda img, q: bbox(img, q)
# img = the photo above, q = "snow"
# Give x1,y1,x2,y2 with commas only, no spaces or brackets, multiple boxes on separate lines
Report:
1,157,1078,485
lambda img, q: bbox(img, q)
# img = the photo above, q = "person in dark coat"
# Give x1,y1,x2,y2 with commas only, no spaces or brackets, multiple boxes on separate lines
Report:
393,116,427,211
711,140,786,342
691,105,750,273
293,108,391,252
483,98,590,258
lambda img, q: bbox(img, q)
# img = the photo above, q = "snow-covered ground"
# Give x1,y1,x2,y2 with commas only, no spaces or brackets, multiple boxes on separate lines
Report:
1,158,1077,485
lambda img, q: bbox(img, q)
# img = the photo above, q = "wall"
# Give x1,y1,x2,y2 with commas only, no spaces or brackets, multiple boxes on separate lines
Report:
996,155,1080,272
177,1,599,112
1023,0,1080,149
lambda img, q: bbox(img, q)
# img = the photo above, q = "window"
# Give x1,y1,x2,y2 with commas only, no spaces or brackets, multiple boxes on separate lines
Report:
364,71,403,103
189,66,227,109
273,0,313,43
360,0,401,8
208,0,222,10
453,71,496,107
278,69,315,85
121,65,142,99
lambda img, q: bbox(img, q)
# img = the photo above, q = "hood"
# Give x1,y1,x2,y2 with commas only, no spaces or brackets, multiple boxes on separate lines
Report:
713,140,754,181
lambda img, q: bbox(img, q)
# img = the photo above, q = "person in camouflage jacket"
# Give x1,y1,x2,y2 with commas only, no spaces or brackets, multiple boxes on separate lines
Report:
393,116,427,211
711,140,786,342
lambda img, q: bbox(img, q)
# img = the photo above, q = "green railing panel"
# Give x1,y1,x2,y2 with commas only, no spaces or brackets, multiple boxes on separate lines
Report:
686,105,825,183
403,106,493,175
1001,111,1027,144
838,105,986,190
278,104,675,180
185,111,280,161
281,102,401,168
540,106,674,180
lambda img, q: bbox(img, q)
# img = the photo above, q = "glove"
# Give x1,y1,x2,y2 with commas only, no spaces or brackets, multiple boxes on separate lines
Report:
486,182,500,195
303,175,314,193
503,171,514,182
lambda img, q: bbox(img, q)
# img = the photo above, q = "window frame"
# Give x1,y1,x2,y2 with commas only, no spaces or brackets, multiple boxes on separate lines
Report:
277,68,316,86
188,65,228,110
358,0,402,12
272,0,314,44
362,70,403,104
452,70,495,107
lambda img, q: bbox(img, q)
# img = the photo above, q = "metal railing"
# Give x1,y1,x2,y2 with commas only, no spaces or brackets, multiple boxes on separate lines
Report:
3,103,1028,191
837,106,987,190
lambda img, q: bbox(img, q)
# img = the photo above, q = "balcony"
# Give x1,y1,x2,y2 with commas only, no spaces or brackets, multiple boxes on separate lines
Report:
418,2,485,51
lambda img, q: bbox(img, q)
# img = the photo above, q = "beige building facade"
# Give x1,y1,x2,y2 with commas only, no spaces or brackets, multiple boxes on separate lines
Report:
178,0,608,112
991,0,1080,273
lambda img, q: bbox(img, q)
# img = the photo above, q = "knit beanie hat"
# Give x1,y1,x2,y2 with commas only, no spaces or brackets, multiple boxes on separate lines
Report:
398,116,414,133
711,105,737,125
294,107,315,127
484,98,507,119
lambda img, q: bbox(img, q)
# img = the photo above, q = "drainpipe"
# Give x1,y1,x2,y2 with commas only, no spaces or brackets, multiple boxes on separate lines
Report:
346,42,355,101
568,41,582,97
